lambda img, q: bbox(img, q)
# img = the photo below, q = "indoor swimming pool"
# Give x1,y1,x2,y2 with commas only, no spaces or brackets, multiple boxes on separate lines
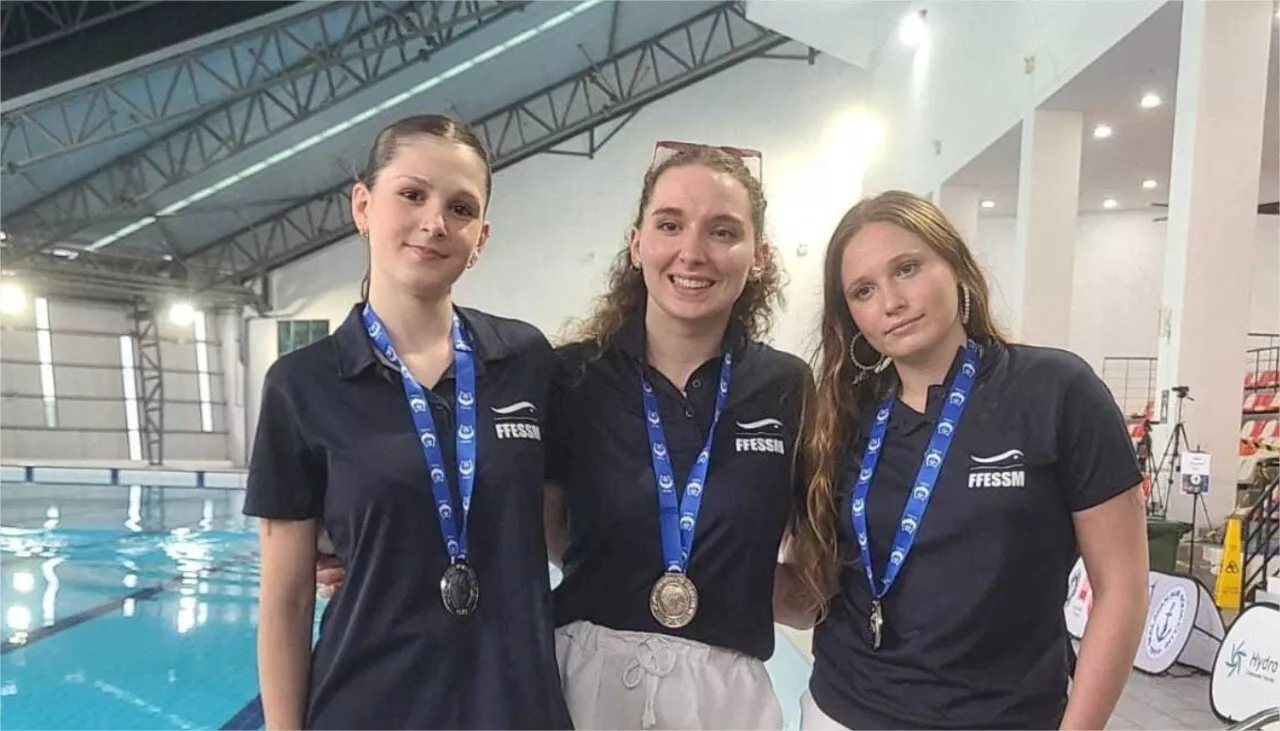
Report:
0,481,813,730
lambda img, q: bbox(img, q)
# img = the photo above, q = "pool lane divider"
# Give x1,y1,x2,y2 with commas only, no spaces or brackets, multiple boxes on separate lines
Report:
0,550,256,654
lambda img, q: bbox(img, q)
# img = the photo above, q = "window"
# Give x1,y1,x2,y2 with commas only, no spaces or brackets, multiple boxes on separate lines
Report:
119,336,143,461
34,297,56,427
277,320,329,356
194,312,213,433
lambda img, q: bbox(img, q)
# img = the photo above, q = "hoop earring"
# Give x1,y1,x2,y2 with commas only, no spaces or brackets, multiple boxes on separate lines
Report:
848,332,891,383
961,284,971,326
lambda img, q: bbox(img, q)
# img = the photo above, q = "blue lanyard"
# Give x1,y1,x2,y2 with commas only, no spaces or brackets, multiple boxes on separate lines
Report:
641,352,733,574
851,340,981,601
363,304,478,564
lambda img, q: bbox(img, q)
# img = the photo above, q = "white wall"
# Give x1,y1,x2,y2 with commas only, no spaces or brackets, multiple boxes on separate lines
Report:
747,0,1166,196
973,210,1280,372
0,297,233,465
246,53,874,444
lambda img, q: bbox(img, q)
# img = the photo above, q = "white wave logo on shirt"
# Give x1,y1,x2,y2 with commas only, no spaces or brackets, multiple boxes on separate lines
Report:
735,417,785,455
968,449,1027,489
492,401,541,441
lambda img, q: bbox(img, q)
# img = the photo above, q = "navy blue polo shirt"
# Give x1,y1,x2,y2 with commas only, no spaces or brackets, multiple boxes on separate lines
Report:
244,303,572,730
810,339,1142,730
547,310,812,660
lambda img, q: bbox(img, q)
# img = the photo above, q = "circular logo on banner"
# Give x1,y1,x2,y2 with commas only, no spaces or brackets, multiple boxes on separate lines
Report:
1146,586,1189,659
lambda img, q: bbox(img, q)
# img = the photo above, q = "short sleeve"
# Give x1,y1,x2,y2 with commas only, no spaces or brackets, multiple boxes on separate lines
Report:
1054,362,1143,512
244,367,325,520
543,349,576,482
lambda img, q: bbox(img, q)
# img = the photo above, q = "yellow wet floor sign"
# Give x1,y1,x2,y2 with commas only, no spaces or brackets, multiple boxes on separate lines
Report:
1213,515,1242,610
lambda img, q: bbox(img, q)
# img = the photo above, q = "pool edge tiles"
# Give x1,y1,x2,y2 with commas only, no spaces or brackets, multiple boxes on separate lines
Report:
0,464,247,490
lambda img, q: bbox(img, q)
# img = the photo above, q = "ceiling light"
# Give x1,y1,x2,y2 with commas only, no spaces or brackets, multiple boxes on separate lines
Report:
0,231,7,242
0,283,27,314
1142,179,1159,190
1093,124,1113,139
980,199,996,209
1102,198,1118,209
1140,92,1162,109
84,0,607,253
898,10,927,48
168,302,197,327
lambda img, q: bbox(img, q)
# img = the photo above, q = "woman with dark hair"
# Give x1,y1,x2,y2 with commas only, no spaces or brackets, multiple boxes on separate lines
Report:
544,143,811,729
780,190,1149,730
246,114,572,730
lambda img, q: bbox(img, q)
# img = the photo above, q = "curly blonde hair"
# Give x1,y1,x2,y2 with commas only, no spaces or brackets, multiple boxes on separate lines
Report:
564,145,784,349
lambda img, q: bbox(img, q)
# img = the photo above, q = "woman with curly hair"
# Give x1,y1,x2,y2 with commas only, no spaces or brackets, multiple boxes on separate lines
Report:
544,143,813,730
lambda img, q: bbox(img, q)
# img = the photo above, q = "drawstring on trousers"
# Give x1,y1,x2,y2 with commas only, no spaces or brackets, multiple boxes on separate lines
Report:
621,634,678,729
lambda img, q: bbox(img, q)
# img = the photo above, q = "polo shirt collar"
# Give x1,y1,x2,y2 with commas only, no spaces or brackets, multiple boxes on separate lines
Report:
614,300,749,364
334,301,511,380
892,334,1003,433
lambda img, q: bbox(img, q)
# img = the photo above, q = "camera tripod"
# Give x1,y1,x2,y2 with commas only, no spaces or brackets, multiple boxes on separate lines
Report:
1150,386,1213,562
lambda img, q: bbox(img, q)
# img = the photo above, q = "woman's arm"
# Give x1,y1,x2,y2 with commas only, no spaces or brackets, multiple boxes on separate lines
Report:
258,517,320,730
544,481,568,568
1060,485,1149,730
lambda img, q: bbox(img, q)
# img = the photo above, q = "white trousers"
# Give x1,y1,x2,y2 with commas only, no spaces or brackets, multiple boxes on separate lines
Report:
798,691,854,730
554,620,784,730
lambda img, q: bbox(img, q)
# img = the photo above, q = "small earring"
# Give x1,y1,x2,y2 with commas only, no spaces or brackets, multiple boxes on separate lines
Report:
749,266,763,280
961,284,971,326
848,332,891,383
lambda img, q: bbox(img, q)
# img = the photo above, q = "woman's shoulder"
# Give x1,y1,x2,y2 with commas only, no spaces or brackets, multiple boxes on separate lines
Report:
455,306,554,360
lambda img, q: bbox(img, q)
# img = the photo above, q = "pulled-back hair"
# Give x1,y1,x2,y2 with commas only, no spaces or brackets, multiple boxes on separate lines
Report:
357,114,491,301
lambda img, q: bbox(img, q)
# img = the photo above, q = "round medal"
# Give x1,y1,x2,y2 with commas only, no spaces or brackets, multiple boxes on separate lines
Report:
649,571,699,628
440,561,479,617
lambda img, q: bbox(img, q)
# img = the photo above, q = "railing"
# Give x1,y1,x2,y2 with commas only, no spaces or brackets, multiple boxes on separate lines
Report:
1101,356,1157,419
1242,473,1279,605
1224,706,1280,731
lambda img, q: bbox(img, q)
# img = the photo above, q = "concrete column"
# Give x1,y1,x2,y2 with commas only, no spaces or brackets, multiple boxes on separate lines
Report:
1151,0,1272,528
935,184,981,247
1011,110,1083,348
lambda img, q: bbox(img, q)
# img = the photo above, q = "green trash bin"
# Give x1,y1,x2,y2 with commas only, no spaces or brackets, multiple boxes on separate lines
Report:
1146,518,1191,573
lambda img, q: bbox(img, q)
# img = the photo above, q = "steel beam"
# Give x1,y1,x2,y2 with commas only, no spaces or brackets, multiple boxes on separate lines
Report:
183,1,786,288
130,298,165,465
1,1,156,57
0,0,524,175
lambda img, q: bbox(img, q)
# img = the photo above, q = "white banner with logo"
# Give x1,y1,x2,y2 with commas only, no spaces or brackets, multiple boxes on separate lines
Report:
1063,561,1225,674
1211,604,1280,723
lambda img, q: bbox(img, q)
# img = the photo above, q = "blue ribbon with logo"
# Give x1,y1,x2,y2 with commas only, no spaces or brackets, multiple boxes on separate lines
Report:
363,304,477,565
851,340,981,613
641,353,733,574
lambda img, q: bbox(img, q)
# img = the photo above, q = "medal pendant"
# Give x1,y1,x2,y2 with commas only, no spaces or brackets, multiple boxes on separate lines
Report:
870,600,884,650
440,561,480,617
649,571,699,629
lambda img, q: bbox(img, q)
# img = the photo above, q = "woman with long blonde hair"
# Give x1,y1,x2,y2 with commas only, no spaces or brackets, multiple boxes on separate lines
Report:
782,190,1149,730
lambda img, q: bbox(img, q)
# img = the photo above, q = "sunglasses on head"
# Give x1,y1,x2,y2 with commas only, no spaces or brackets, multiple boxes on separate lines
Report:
650,140,763,183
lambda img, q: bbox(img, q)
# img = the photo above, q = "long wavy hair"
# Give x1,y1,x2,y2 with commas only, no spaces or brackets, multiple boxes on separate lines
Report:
564,145,784,349
790,190,1009,618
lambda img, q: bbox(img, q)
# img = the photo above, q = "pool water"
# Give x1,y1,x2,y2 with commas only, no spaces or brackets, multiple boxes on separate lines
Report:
0,483,811,730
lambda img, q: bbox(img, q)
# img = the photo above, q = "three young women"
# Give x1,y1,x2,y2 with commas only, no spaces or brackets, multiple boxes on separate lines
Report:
246,115,572,729
782,191,1150,730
